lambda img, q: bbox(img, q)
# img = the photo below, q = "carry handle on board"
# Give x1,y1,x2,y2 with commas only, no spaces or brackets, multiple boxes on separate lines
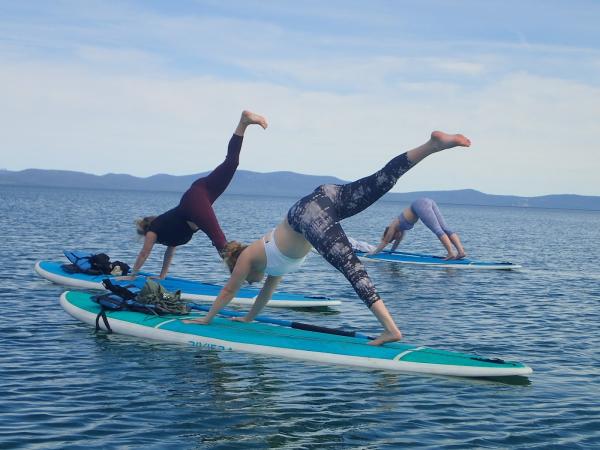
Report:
188,303,375,341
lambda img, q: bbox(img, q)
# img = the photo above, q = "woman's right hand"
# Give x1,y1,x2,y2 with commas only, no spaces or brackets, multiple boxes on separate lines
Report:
114,275,138,281
146,275,166,280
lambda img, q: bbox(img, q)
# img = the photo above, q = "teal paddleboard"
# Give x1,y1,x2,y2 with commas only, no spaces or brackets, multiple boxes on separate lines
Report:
36,261,340,308
60,290,532,378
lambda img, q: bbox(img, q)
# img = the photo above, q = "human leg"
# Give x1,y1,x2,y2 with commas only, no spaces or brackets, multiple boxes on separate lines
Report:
196,110,268,203
288,193,402,345
411,198,455,258
333,131,471,220
430,200,466,258
412,198,445,237
448,234,466,259
195,134,242,203
179,187,227,252
430,200,453,236
333,153,413,219
234,109,267,135
311,222,402,345
405,131,471,165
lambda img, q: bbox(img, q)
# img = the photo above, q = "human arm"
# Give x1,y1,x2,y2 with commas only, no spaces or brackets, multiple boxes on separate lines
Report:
389,231,404,252
366,226,395,255
116,232,157,280
183,252,252,325
232,275,282,323
367,239,389,256
366,220,399,256
156,246,176,279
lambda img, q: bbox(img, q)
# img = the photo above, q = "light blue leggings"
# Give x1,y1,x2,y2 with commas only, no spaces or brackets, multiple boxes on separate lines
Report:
411,198,454,238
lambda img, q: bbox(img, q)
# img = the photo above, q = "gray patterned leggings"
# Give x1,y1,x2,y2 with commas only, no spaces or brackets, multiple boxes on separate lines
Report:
287,152,414,308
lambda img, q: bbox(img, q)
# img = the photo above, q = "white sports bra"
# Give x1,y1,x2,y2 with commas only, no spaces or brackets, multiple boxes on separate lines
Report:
262,229,306,276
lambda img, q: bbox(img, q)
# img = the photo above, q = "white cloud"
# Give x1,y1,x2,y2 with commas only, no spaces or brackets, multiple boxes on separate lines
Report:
431,60,486,76
75,46,166,69
232,56,490,92
1,56,599,196
1,1,599,196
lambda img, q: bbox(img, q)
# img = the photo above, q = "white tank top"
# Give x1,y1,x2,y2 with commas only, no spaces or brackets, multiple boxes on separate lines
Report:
262,230,306,276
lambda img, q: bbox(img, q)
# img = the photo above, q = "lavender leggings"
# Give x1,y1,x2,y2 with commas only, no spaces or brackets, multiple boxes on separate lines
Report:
287,152,414,308
410,197,453,238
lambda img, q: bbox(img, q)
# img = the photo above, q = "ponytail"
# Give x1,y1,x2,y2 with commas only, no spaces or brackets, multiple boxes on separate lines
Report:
220,241,249,273
135,216,157,236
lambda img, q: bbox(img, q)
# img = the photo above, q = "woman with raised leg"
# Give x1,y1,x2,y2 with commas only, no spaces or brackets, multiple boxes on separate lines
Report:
185,131,471,346
368,197,467,260
122,110,268,280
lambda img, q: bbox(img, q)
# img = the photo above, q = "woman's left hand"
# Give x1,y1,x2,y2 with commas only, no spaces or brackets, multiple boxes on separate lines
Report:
231,316,252,323
115,275,138,281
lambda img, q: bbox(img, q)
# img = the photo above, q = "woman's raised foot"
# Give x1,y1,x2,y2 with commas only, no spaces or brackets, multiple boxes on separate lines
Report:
241,110,268,129
430,131,471,151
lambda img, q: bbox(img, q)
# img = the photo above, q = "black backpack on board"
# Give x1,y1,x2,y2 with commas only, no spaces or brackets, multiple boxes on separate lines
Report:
92,279,189,333
63,250,130,276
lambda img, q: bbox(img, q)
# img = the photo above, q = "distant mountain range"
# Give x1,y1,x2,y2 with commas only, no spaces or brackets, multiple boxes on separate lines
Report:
1,168,599,211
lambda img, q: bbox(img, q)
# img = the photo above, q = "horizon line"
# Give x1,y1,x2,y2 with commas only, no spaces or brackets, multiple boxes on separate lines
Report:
1,167,600,199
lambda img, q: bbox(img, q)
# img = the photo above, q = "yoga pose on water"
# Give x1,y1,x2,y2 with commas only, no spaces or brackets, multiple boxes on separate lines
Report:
121,110,268,280
185,131,471,345
368,197,466,260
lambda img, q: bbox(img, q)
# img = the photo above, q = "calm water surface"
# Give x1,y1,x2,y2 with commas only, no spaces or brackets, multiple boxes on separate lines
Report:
1,186,599,449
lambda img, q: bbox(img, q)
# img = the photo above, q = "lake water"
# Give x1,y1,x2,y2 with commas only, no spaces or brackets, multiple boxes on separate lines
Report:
1,185,599,449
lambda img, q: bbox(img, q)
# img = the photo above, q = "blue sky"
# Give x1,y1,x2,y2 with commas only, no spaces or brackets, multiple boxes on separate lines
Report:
1,0,599,195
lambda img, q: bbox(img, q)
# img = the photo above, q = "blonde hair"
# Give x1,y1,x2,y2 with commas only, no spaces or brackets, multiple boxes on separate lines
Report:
135,216,157,236
220,241,248,273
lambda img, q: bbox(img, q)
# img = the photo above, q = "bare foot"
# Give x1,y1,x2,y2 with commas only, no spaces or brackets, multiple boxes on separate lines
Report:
430,131,471,152
444,252,457,260
368,329,402,346
241,110,268,129
183,317,211,325
455,252,466,260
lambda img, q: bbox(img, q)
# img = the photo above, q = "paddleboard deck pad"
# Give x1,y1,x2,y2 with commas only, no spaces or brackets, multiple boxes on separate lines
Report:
61,290,532,378
36,261,340,308
356,250,521,269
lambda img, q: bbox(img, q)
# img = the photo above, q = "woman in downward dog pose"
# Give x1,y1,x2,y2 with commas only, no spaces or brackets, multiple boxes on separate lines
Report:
368,197,467,260
121,110,268,280
185,131,471,345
